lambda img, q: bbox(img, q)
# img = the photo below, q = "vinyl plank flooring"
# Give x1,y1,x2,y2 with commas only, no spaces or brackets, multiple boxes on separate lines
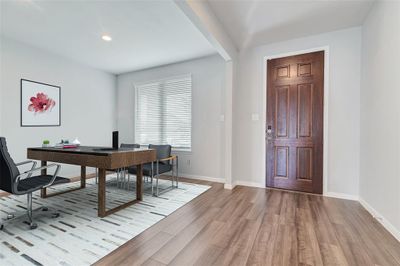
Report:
141,258,166,266
152,207,221,264
211,218,262,266
94,181,400,266
168,220,225,266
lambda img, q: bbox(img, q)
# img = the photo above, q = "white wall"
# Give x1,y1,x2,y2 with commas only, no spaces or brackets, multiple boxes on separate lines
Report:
117,55,226,181
0,38,3,136
233,27,361,197
0,37,117,177
360,1,400,238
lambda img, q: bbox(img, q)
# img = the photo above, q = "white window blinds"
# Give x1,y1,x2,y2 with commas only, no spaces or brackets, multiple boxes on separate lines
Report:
135,75,192,150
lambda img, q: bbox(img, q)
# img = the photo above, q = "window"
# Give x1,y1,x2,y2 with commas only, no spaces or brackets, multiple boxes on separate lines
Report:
135,75,192,150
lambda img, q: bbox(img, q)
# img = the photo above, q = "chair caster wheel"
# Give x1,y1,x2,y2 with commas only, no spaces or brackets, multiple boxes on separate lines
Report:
52,213,60,218
42,207,49,211
7,214,14,220
30,223,37,230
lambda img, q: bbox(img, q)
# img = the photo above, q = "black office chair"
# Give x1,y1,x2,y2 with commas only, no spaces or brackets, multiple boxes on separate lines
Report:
0,137,69,230
128,144,178,196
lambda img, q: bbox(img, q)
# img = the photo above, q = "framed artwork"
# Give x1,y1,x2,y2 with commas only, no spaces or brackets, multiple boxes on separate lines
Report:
20,79,61,127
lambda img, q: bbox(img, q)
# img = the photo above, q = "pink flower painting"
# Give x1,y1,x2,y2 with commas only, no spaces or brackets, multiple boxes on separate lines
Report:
28,92,56,113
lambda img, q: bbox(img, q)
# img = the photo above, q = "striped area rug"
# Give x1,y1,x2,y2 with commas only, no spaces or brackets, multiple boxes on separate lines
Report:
0,174,210,266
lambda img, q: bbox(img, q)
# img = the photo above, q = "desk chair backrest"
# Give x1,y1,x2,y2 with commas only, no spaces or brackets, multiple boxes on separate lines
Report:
120,143,140,149
0,137,20,193
148,144,171,165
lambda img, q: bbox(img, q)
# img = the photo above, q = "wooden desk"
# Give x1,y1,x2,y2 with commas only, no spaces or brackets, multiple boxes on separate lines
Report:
27,146,156,217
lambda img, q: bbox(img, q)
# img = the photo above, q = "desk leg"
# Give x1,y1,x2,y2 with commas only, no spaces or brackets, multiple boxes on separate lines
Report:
81,166,86,188
40,161,47,198
136,164,143,201
97,165,143,217
98,168,106,217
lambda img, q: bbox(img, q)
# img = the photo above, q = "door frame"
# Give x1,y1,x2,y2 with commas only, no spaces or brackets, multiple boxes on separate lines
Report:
263,46,330,195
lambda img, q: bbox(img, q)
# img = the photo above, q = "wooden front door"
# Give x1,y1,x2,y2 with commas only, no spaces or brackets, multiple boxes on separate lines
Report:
266,51,324,194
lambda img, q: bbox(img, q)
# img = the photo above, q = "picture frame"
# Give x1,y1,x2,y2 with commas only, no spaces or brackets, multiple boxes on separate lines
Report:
20,79,61,127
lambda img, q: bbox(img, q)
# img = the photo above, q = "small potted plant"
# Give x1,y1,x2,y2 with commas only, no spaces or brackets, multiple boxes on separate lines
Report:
42,140,51,147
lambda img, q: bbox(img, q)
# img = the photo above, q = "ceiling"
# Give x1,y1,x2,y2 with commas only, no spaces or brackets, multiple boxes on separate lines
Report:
208,0,375,49
0,0,217,74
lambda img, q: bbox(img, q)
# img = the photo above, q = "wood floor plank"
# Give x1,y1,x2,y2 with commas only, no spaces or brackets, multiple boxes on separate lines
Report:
193,245,224,266
340,201,399,266
141,258,166,266
211,218,263,266
152,207,221,264
93,181,400,266
168,220,225,266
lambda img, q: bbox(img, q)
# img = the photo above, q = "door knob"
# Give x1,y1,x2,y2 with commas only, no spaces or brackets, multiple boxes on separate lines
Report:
267,125,272,135
267,125,273,143
266,125,272,136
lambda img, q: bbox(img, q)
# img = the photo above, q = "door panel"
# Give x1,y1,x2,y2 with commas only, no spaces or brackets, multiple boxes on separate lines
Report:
275,146,288,178
297,84,313,138
276,86,289,137
297,147,313,180
266,51,324,194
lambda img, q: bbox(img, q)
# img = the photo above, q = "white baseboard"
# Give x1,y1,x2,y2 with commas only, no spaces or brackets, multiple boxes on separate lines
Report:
234,183,359,201
324,192,359,201
179,173,225,184
234,180,265,188
359,197,400,242
224,183,235,190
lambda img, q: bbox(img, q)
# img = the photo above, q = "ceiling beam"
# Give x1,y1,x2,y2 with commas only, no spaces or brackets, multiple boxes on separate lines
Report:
174,0,237,61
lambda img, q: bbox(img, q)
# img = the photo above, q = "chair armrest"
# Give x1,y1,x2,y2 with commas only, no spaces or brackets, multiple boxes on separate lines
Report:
154,155,178,175
20,163,59,175
16,160,38,179
16,160,37,167
158,155,177,162
13,163,61,194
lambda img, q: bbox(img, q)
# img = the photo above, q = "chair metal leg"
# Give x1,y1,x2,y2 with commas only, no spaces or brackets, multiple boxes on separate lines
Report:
120,169,123,188
151,175,153,195
176,158,179,188
120,168,124,188
118,168,124,189
156,162,159,196
125,169,128,189
26,193,37,229
117,169,121,188
150,161,154,195
123,169,127,190
95,168,98,184
27,193,33,222
171,166,174,187
0,193,59,231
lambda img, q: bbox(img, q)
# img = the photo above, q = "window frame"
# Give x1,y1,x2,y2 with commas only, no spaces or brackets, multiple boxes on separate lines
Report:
133,74,193,152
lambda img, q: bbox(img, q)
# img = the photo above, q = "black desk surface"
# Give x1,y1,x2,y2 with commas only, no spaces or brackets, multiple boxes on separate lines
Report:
28,146,149,156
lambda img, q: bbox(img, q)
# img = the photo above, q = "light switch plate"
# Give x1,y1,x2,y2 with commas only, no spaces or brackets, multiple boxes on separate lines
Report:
251,113,259,121
220,115,225,122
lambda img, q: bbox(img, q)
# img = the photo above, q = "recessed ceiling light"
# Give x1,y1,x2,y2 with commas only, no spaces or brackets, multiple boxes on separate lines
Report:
102,35,112,42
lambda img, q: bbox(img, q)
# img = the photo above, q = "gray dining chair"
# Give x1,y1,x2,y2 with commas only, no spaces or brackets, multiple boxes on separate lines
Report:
95,143,140,188
0,137,69,230
128,144,178,196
